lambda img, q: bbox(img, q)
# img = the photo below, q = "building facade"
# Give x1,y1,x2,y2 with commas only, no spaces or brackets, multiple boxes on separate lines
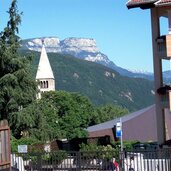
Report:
87,105,171,143
127,0,171,144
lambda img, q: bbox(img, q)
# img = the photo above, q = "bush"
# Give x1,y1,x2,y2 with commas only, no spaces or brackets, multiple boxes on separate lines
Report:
79,143,119,160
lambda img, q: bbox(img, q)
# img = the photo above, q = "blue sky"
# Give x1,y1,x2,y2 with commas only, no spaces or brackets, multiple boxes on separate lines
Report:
0,0,169,72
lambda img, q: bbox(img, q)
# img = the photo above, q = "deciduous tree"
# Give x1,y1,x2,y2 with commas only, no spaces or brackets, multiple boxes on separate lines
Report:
92,104,129,124
42,91,95,140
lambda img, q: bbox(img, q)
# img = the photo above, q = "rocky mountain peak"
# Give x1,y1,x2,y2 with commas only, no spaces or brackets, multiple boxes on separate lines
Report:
21,36,155,80
61,37,99,54
28,37,60,47
22,36,111,63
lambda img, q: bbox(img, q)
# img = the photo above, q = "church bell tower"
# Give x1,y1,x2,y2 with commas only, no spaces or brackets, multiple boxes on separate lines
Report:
36,40,55,98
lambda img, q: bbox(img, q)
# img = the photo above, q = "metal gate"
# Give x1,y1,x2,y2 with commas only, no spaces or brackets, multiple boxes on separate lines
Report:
11,150,116,171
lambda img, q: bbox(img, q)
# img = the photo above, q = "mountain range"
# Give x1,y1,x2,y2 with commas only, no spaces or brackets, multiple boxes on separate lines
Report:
21,37,156,80
20,37,156,111
21,49,155,112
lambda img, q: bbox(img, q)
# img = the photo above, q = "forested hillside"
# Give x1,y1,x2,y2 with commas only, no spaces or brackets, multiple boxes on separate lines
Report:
22,50,155,112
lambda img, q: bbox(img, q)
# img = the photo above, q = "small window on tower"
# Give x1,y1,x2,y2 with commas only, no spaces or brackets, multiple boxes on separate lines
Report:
43,81,46,88
46,81,49,88
40,81,43,88
40,81,49,88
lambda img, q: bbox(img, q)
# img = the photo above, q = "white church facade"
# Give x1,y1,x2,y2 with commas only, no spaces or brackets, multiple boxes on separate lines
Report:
36,42,55,98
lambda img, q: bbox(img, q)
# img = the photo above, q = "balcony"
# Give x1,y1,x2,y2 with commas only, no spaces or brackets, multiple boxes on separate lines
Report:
160,92,169,107
157,85,171,109
157,34,171,59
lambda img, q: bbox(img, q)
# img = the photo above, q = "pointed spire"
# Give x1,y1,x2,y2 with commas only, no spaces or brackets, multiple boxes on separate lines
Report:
36,41,54,79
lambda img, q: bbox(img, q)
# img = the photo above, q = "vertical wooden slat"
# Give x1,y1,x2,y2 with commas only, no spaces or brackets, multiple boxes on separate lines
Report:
1,130,5,162
0,120,11,171
0,131,2,163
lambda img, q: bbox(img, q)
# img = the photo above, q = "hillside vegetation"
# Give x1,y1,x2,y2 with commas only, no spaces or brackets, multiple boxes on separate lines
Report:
22,50,154,112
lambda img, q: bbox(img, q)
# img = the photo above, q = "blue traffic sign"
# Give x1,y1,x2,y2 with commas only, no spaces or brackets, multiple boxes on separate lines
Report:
116,121,122,138
116,129,122,138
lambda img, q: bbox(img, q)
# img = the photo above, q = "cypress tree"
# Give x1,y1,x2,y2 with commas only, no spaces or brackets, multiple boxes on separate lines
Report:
0,0,37,120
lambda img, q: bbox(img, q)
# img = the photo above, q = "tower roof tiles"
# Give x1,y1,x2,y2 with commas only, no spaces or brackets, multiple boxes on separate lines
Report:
36,44,54,80
127,0,171,8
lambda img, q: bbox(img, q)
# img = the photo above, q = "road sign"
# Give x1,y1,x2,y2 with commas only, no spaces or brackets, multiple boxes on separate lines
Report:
18,145,28,153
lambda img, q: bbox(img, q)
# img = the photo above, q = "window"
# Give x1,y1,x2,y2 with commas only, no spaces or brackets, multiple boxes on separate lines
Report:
40,81,49,88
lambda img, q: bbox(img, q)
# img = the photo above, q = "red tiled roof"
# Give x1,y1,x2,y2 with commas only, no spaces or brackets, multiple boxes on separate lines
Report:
156,0,171,5
127,0,171,8
127,0,156,4
127,0,157,8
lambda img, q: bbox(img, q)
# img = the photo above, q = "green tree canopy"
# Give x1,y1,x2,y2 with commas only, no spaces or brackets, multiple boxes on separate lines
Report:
0,0,37,120
10,91,95,141
92,104,129,125
10,99,60,141
10,90,129,143
42,91,95,140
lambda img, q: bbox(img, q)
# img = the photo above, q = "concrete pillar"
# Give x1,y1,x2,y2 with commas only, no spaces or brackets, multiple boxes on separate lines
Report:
168,10,171,111
151,8,165,144
168,10,171,34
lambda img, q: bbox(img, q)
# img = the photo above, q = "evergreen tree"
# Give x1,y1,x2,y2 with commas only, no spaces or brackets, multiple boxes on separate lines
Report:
0,0,37,120
10,91,95,141
10,99,60,141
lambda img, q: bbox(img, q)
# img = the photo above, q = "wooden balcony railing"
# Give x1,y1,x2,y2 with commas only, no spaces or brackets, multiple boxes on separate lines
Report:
157,34,171,58
156,85,171,110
